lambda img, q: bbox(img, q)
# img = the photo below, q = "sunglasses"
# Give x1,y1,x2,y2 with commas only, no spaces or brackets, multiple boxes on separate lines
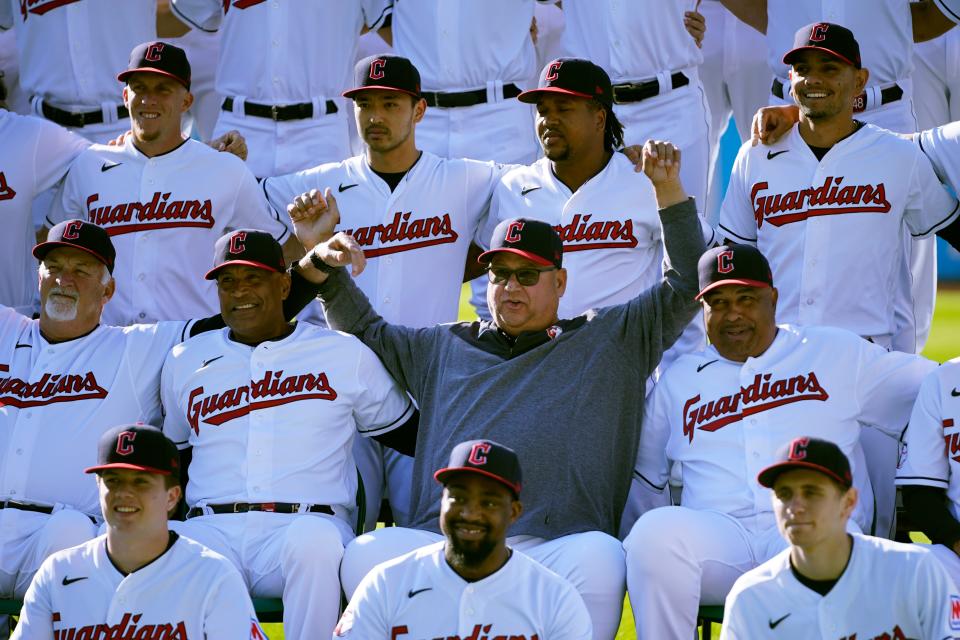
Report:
486,266,557,286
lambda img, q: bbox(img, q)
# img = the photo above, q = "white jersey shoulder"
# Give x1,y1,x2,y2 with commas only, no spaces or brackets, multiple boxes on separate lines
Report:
13,533,262,640
721,534,960,640
336,541,592,640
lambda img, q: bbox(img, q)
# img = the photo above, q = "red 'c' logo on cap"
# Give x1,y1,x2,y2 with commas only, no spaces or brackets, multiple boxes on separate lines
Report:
145,43,165,62
116,431,136,456
545,61,563,82
228,231,247,254
789,437,810,460
504,221,524,244
468,442,491,466
62,220,83,241
809,23,829,42
716,250,734,274
369,59,386,80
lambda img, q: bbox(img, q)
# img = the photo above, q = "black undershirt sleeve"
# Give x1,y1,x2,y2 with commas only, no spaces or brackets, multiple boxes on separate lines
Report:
937,215,960,253
901,484,960,548
187,267,321,338
371,409,419,457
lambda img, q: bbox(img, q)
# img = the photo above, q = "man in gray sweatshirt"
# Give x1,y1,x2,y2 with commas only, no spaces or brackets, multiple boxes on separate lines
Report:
288,140,705,640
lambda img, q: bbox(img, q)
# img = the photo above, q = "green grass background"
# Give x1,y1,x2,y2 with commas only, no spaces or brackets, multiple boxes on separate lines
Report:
263,287,960,640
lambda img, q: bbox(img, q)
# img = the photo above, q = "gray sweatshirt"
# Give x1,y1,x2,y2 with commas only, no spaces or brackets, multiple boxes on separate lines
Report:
318,198,706,538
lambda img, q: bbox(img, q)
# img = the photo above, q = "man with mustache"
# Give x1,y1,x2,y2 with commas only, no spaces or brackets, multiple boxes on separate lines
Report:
335,440,591,640
0,218,321,624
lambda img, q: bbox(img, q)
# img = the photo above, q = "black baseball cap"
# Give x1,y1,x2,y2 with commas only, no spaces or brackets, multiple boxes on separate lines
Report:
783,22,862,69
343,55,422,99
478,218,563,268
205,229,286,280
85,424,181,478
34,220,116,274
758,437,853,489
696,244,773,300
118,41,191,90
518,58,613,107
434,439,523,496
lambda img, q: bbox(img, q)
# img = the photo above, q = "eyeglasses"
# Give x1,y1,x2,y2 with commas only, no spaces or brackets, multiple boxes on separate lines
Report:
486,266,557,286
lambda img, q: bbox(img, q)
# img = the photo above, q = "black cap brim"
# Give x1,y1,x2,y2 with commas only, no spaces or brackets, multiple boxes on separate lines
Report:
434,467,521,495
517,87,595,104
783,46,859,68
205,260,284,280
117,67,190,89
33,241,114,273
696,278,771,300
85,462,174,476
342,86,421,99
757,461,850,489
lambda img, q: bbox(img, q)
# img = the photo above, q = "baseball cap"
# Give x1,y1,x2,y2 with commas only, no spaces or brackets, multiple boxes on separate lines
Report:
33,220,116,274
758,437,853,489
434,439,523,496
85,424,181,478
518,58,613,107
205,229,286,280
783,22,862,69
696,244,773,300
478,218,563,268
343,55,422,99
117,41,191,90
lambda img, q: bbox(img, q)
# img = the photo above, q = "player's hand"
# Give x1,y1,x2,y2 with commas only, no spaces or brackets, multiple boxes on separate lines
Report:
287,188,340,250
208,130,248,160
107,131,132,146
684,6,706,48
315,232,366,277
622,144,645,173
750,105,799,146
642,140,682,184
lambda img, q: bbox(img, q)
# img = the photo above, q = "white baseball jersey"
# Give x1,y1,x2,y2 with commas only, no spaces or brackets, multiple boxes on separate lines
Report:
766,1,912,88
392,1,538,90
263,152,499,327
896,358,960,516
718,124,959,343
720,534,960,640
171,0,390,104
0,0,153,110
0,110,88,315
49,137,288,326
161,322,414,508
936,0,960,24
0,306,194,516
335,541,593,640
487,153,716,319
12,533,265,640
559,0,702,82
635,324,935,532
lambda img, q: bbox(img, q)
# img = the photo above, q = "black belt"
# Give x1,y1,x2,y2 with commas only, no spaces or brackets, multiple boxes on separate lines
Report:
0,499,53,515
771,78,903,113
421,83,522,108
41,102,129,128
187,502,334,518
222,97,338,121
612,72,689,104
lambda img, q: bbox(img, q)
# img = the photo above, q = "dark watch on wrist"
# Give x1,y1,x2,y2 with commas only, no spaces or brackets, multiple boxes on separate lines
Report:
308,250,338,274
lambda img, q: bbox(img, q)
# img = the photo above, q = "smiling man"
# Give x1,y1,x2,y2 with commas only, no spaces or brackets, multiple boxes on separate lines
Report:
335,440,591,640
48,41,293,327
159,228,418,640
623,243,936,640
719,437,960,640
286,137,702,640
12,424,263,640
